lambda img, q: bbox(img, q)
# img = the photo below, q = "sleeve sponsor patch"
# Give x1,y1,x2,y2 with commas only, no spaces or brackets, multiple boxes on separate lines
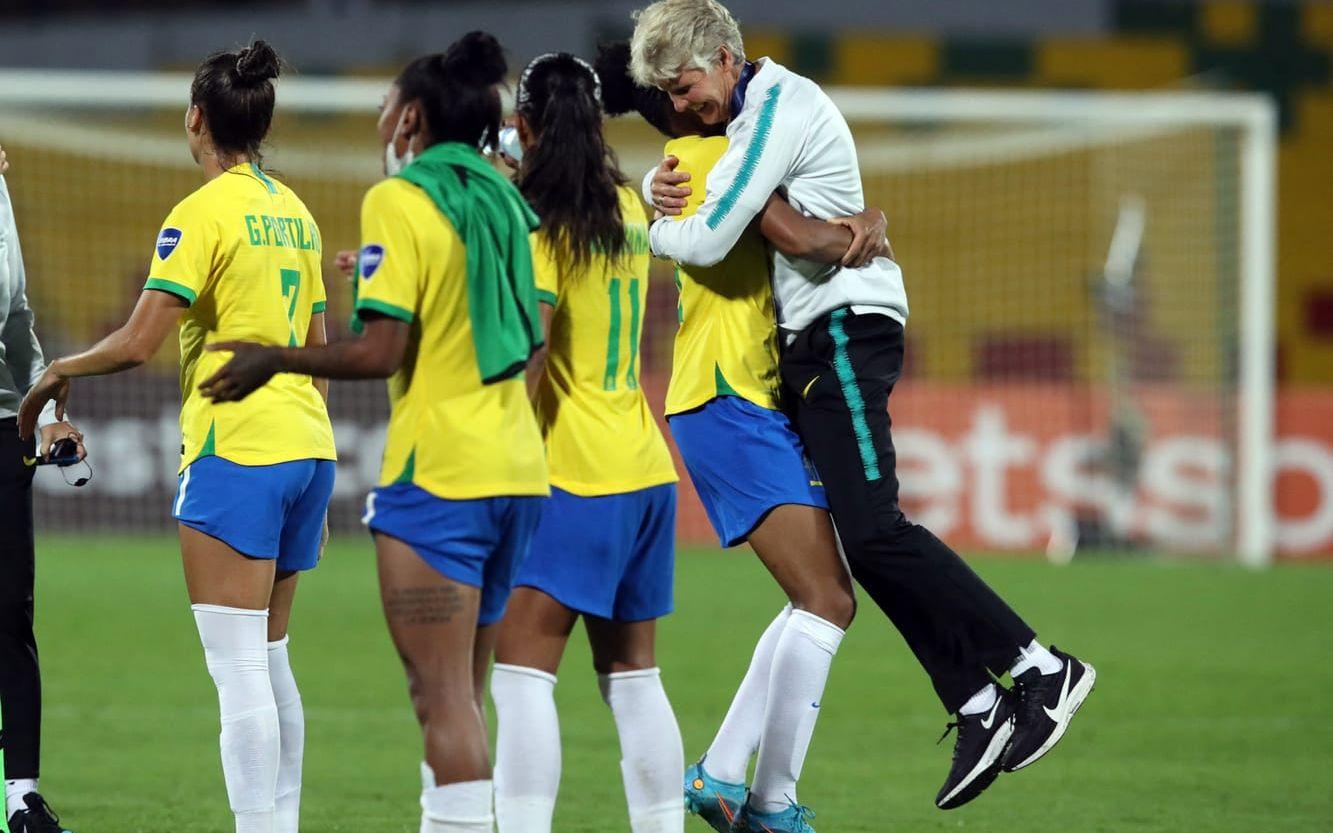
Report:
359,244,385,279
155,227,183,260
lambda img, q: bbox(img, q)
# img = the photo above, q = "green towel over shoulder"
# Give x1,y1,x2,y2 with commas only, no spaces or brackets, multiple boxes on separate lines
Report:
397,141,543,384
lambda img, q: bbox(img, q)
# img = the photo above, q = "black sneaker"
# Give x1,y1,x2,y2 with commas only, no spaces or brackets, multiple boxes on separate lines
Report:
1002,646,1097,772
7,793,72,833
934,690,1015,810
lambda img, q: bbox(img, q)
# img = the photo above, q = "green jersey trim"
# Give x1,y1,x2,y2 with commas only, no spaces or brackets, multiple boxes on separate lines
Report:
356,298,414,324
144,278,197,306
392,449,416,485
714,363,741,398
250,163,279,195
311,300,327,314
193,421,217,463
536,289,558,307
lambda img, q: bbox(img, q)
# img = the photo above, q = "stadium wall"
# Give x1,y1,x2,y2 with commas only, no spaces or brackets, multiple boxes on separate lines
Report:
29,375,1333,560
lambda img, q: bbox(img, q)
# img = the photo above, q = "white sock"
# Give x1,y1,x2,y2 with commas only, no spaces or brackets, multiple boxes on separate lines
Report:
193,604,280,833
491,664,560,833
598,668,685,833
1010,639,1063,677
750,609,844,815
421,779,494,833
704,604,792,784
958,683,998,716
268,636,304,833
5,778,37,818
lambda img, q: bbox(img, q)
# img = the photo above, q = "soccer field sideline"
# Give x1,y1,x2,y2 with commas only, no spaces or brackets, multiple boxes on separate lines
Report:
23,536,1333,832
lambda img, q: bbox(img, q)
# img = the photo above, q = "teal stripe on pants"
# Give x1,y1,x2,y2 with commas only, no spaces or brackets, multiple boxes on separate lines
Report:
828,308,881,481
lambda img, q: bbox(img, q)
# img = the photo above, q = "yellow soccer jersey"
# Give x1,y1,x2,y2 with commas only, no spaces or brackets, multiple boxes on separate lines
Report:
531,186,677,496
355,177,547,499
663,136,781,415
145,163,335,471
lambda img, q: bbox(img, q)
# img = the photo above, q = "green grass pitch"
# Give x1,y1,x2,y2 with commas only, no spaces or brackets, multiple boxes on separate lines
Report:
23,536,1333,832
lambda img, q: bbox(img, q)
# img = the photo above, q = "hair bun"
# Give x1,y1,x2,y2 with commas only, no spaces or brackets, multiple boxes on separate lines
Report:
235,40,282,86
595,41,637,116
445,31,507,86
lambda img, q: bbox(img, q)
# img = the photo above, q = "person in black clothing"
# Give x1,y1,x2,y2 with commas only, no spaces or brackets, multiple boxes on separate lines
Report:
0,146,85,833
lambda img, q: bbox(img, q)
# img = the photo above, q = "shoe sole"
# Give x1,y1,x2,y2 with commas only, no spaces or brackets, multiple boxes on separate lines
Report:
936,716,1015,809
1005,661,1097,772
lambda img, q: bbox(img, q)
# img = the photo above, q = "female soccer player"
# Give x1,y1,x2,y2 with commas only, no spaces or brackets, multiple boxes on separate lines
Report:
18,42,332,833
487,53,683,833
198,32,548,833
596,42,890,833
635,0,1096,815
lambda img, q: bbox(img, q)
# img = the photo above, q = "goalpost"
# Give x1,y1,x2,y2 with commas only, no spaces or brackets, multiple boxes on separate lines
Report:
0,71,1277,564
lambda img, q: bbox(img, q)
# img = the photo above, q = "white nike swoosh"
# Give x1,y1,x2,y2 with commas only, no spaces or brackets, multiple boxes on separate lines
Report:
1043,662,1074,722
980,697,1002,730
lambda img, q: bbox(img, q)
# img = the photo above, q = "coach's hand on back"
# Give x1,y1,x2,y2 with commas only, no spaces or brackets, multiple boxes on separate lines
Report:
649,155,691,217
1,144,9,174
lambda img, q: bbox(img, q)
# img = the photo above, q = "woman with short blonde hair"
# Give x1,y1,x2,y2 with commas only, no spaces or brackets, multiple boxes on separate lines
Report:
633,0,1097,823
629,0,744,88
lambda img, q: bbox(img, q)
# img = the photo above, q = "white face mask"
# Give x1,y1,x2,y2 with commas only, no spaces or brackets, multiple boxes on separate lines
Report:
384,141,414,176
383,113,415,176
497,125,523,164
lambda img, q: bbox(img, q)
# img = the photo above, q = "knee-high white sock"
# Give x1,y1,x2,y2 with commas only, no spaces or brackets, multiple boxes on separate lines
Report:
704,604,792,784
267,636,304,833
421,779,494,833
193,604,280,833
491,664,560,833
750,609,844,815
598,668,685,833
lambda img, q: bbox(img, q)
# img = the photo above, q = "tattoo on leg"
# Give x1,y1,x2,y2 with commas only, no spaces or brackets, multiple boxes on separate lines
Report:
385,585,465,625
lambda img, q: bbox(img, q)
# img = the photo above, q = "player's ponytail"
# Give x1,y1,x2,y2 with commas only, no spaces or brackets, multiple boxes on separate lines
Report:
191,39,284,163
396,31,507,153
516,52,628,285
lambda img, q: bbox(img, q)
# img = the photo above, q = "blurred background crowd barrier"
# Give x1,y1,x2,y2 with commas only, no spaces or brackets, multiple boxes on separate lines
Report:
1,0,1330,563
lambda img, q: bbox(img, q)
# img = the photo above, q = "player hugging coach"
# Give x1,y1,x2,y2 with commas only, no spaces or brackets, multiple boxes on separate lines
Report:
635,0,1098,815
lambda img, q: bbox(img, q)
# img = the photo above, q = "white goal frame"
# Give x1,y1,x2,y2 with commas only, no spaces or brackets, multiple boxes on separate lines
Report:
0,71,1278,565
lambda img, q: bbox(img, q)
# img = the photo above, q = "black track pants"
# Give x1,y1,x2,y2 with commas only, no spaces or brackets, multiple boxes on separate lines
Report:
0,417,40,778
781,309,1035,713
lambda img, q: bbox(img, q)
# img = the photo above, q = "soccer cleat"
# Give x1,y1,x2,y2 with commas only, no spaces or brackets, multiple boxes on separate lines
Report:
934,690,1016,810
684,758,746,832
731,799,817,833
7,793,73,833
1002,646,1096,772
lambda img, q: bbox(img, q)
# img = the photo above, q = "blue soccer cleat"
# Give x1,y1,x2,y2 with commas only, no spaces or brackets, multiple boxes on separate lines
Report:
731,799,817,833
684,758,747,832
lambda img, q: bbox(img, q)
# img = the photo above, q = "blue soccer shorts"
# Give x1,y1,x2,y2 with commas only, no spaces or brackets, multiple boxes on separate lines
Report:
668,396,827,547
173,456,336,571
515,483,676,622
362,483,545,626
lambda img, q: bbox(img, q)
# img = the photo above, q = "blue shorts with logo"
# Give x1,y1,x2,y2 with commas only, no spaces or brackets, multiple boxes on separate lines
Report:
515,483,677,622
173,456,336,572
363,483,545,626
668,396,827,547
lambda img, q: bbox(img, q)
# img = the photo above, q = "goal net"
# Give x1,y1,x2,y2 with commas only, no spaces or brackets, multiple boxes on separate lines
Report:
0,72,1276,563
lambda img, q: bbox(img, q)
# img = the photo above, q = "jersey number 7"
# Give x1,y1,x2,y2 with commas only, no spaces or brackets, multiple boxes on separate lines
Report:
280,268,301,347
